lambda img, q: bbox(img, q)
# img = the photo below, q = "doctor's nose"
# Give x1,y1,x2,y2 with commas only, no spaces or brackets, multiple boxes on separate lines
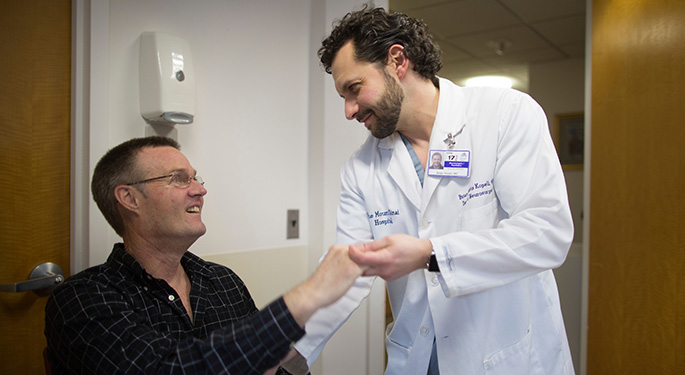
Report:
344,99,358,121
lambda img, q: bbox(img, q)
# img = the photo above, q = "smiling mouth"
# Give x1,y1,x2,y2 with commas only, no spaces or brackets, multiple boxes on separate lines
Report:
186,206,201,213
358,113,372,128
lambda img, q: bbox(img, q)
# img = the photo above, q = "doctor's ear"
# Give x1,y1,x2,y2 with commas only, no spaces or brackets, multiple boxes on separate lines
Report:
387,44,409,79
114,185,141,212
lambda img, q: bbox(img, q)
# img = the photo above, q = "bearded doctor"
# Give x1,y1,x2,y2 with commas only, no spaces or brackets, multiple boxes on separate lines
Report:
284,6,575,375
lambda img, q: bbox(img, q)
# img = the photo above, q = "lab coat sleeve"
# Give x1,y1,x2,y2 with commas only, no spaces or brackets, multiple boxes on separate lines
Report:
292,155,376,366
433,91,574,297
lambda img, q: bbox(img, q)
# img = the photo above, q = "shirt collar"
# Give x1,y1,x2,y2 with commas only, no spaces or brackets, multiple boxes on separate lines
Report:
108,242,213,281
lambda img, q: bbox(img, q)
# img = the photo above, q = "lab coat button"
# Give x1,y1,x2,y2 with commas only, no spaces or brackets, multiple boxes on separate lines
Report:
431,276,439,286
420,220,430,229
420,326,430,335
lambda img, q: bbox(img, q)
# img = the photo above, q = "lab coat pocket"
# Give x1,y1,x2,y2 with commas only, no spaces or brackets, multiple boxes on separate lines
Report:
457,198,499,232
483,325,544,375
384,322,410,373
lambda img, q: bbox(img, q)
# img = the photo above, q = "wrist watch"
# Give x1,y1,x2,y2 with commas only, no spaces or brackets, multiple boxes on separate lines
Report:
427,250,440,272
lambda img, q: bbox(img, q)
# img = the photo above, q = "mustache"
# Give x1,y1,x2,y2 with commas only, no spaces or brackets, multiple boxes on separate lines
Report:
356,109,372,122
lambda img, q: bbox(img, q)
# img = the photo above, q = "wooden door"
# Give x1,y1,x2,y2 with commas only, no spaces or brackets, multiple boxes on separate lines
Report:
0,1,71,374
589,0,684,373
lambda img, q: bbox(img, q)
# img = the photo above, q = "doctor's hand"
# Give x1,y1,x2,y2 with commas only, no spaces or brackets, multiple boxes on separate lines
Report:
348,234,432,281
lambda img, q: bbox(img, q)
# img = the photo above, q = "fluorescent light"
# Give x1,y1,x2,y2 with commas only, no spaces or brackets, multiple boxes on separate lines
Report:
464,76,513,88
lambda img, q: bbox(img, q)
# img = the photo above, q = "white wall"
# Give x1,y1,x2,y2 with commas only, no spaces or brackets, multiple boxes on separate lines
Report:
74,0,386,374
529,57,585,374
88,0,312,262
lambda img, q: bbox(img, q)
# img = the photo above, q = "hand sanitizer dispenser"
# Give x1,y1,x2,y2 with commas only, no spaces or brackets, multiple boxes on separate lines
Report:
139,32,195,126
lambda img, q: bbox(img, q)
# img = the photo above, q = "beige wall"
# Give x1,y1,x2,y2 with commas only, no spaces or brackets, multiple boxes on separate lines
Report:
205,246,308,308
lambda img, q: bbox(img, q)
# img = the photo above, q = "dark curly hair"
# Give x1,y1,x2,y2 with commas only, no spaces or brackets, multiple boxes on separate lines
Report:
318,5,442,85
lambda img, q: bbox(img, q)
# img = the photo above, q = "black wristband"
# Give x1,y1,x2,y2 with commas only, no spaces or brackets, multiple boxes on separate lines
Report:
427,252,440,272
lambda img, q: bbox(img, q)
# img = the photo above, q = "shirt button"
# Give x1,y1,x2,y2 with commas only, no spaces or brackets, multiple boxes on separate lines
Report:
143,286,148,291
431,276,439,287
420,326,430,335
168,295,175,301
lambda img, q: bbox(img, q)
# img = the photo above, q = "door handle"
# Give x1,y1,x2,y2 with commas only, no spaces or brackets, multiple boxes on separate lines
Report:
0,262,64,295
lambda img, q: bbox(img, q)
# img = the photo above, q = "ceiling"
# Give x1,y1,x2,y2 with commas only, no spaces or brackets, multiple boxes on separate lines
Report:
389,0,586,91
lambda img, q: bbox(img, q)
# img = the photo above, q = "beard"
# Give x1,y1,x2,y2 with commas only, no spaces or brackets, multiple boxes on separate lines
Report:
358,70,404,139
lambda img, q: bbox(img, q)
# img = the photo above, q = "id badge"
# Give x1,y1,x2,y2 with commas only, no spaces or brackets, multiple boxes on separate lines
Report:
427,149,471,178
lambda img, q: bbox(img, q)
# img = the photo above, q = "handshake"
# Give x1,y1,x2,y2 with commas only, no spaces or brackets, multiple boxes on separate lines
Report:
266,233,433,375
283,233,433,328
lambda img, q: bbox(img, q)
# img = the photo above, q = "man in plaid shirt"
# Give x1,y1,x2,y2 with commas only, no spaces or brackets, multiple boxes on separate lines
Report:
45,136,362,374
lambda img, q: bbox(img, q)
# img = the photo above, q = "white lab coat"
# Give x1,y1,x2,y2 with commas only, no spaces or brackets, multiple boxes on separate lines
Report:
295,78,575,374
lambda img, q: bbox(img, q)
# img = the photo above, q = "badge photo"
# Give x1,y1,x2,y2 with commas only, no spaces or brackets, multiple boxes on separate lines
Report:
427,149,471,178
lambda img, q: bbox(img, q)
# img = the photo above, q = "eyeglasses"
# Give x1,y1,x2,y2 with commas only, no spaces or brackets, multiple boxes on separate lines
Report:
126,172,204,187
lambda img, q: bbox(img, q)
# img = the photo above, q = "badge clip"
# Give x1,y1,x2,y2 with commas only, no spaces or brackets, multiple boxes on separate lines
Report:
443,133,456,148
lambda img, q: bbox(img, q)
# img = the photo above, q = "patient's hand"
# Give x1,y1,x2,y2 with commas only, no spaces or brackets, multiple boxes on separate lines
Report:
284,244,364,326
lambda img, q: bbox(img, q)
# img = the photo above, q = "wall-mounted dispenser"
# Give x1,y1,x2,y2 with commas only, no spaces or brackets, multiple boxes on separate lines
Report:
139,32,195,126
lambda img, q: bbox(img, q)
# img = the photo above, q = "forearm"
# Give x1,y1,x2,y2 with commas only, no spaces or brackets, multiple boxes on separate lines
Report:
165,297,305,373
47,296,304,375
283,281,318,327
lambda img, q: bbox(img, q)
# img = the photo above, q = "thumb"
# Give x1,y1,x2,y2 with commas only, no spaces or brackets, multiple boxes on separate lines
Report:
357,237,391,253
348,243,367,264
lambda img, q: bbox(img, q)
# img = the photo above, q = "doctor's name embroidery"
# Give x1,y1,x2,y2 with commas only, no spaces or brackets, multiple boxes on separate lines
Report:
459,180,494,206
368,209,400,226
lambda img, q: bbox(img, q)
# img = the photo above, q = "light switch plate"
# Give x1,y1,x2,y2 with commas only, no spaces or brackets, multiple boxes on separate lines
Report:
287,209,299,239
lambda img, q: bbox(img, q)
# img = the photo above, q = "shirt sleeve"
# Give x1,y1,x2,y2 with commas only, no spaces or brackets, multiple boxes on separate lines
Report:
45,280,305,375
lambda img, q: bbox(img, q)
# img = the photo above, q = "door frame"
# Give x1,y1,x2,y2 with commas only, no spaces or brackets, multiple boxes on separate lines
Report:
71,0,114,274
580,2,592,373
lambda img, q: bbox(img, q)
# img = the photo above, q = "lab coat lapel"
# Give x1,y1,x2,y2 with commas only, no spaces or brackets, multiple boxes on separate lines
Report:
420,78,467,214
382,134,422,210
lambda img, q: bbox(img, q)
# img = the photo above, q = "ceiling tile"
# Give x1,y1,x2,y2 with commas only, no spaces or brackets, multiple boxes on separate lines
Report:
388,0,587,93
404,0,521,37
438,41,472,63
499,0,586,22
481,47,566,66
532,14,586,46
445,25,550,57
390,0,449,12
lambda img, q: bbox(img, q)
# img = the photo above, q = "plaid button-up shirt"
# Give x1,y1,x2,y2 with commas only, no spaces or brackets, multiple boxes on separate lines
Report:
45,243,304,374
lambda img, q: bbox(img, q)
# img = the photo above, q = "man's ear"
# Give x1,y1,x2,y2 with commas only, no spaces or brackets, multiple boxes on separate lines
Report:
387,44,409,79
114,185,141,212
